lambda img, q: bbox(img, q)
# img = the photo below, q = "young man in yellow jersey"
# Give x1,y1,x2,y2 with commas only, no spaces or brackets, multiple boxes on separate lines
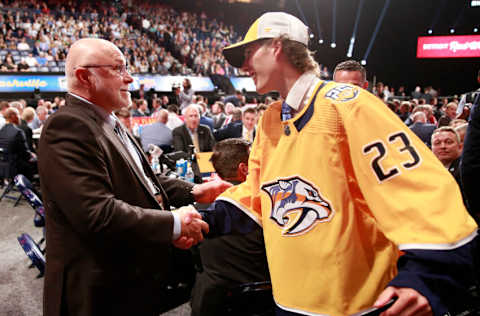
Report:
202,12,478,316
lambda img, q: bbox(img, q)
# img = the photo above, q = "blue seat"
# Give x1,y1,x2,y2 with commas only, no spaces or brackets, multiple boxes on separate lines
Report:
17,233,45,278
14,174,44,227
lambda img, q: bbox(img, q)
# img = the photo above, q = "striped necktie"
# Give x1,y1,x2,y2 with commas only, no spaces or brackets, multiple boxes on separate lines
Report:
281,101,293,121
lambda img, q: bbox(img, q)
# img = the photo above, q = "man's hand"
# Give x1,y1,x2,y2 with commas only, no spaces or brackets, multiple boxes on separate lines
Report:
374,286,432,316
192,179,232,204
172,206,209,249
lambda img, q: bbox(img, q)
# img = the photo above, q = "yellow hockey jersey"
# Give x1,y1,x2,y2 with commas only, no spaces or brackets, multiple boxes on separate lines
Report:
219,80,477,315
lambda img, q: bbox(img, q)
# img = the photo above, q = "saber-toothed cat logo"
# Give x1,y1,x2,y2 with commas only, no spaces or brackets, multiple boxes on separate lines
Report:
262,176,334,236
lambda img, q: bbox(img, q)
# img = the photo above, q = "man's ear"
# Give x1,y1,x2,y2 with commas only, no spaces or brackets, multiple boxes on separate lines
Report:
363,81,369,90
75,68,93,88
272,39,283,58
238,162,249,179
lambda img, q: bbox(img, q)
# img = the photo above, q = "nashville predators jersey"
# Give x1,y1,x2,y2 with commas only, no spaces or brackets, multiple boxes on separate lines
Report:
218,80,477,315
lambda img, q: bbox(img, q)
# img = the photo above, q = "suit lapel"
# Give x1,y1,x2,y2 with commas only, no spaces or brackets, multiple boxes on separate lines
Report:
102,118,161,206
183,125,193,147
66,95,165,207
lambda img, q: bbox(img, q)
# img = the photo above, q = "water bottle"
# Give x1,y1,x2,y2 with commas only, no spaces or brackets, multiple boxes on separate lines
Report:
185,162,195,183
176,159,186,177
148,144,163,174
151,156,160,173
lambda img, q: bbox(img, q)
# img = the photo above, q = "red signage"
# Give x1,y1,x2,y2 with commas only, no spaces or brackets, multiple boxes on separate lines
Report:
417,35,480,58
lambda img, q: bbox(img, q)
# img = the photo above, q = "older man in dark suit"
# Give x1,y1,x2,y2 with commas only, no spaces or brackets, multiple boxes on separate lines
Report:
0,107,37,181
37,38,230,316
409,111,436,148
173,104,215,182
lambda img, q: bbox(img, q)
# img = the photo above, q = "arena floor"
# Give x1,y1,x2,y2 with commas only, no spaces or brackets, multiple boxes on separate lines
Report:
0,195,190,316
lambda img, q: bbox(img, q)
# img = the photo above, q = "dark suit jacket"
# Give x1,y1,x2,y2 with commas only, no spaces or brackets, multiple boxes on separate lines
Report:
461,98,480,223
172,124,215,154
132,108,150,117
200,115,214,131
213,121,255,142
38,94,195,316
18,119,34,152
172,124,215,182
409,122,436,148
212,113,226,130
0,123,34,179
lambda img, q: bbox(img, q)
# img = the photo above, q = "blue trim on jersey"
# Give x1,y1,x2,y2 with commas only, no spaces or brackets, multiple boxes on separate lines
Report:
389,234,480,315
293,81,328,132
200,200,258,237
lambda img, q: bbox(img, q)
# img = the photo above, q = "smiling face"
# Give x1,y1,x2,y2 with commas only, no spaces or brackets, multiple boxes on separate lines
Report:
89,50,133,112
184,106,200,132
241,40,278,95
242,111,256,131
432,131,462,166
66,39,134,113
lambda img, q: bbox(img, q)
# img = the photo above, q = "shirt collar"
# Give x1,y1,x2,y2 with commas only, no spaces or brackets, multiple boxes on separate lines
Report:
68,92,114,127
285,71,320,111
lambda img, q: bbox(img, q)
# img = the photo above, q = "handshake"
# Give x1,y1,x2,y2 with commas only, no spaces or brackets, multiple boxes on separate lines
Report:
172,205,209,249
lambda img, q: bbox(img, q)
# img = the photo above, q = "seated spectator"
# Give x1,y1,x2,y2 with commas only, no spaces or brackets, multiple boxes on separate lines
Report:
17,37,30,50
191,138,269,316
450,118,467,129
210,101,226,129
114,107,133,133
213,107,243,141
1,54,17,71
223,90,245,108
0,108,37,181
431,127,462,182
9,101,24,116
30,105,48,131
25,53,39,68
455,123,468,144
166,104,184,130
332,60,369,89
139,109,172,152
220,102,236,127
160,95,169,108
0,101,9,129
17,58,30,71
196,102,214,131
173,104,215,182
19,106,36,152
132,99,150,117
409,111,436,148
437,102,458,127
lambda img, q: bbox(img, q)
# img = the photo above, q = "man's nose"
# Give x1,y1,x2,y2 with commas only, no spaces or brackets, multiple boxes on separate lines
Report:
124,72,134,83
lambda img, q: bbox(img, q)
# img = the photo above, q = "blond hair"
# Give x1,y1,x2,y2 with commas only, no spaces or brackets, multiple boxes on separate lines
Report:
272,35,320,76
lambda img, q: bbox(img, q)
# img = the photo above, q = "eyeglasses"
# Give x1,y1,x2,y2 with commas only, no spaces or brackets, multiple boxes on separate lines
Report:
78,64,130,75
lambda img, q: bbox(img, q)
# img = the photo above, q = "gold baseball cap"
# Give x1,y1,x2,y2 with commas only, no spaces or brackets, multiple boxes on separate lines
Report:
222,12,309,68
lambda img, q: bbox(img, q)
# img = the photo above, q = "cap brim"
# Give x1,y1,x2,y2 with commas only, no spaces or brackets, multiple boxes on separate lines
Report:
223,38,261,68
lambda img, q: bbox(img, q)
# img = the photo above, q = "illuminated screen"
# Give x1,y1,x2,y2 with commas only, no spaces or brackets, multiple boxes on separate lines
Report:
417,35,480,58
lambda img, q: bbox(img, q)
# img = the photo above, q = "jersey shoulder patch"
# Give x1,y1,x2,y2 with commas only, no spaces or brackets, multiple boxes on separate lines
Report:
324,84,359,102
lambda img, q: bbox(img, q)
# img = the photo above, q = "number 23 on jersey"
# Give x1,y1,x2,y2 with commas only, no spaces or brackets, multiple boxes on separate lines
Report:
362,131,422,183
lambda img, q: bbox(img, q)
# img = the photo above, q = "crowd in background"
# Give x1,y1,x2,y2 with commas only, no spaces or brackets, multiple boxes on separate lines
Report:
0,0,244,76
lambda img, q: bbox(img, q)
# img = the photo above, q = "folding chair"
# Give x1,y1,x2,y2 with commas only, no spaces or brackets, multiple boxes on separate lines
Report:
14,174,45,247
17,233,45,278
0,148,22,206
